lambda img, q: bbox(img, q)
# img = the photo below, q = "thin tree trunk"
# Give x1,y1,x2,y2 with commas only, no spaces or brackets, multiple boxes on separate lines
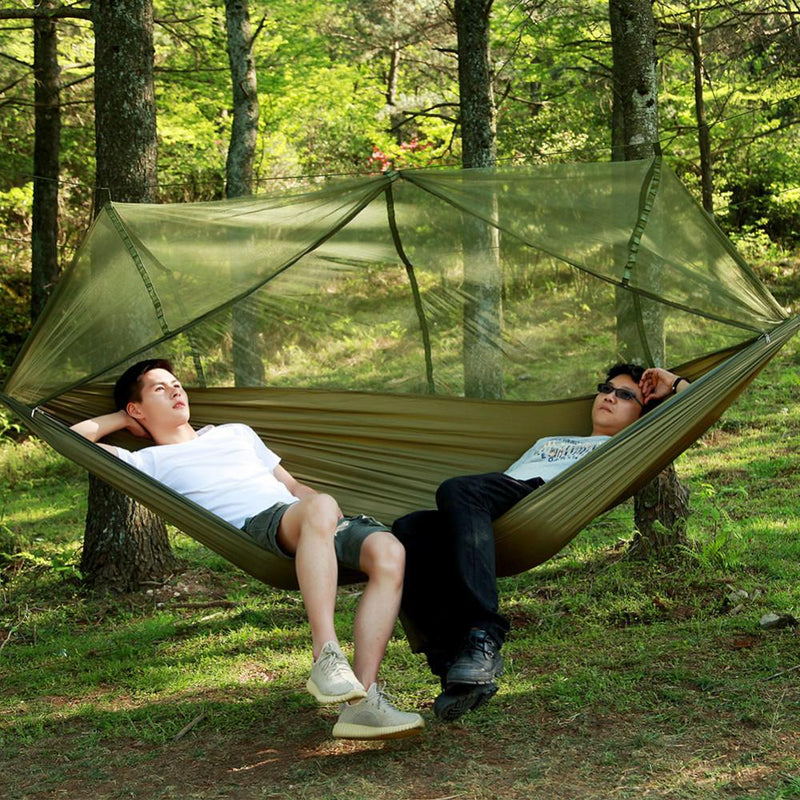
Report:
386,42,404,144
31,0,61,322
454,0,503,400
83,0,175,591
690,11,714,216
225,0,264,387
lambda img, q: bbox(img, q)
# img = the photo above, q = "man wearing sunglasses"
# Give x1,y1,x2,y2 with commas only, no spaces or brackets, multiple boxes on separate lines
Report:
392,363,689,722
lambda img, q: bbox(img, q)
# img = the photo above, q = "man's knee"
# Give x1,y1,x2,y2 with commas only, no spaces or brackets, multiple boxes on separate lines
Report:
360,531,405,582
283,493,340,543
302,493,340,524
436,474,482,507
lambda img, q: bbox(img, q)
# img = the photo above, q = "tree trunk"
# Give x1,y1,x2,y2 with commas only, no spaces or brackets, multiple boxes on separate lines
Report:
84,0,175,590
386,41,404,144
628,464,690,556
225,0,265,387
690,11,714,216
31,0,61,322
609,0,689,555
81,481,177,592
609,0,658,162
454,0,503,400
93,0,158,209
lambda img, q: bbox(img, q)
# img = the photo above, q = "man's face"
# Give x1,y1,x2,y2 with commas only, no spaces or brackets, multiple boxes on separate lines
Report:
127,368,190,429
590,373,644,436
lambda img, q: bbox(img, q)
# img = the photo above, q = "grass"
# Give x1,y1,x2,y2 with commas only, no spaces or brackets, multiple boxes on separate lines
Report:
2,324,799,797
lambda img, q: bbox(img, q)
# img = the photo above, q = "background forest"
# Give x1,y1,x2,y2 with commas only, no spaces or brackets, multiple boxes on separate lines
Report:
1,0,799,383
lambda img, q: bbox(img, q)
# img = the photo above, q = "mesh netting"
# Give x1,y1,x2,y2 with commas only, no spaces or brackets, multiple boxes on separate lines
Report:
4,159,786,406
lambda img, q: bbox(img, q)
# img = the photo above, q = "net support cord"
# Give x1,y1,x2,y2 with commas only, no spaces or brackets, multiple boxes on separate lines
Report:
623,156,663,367
384,179,436,393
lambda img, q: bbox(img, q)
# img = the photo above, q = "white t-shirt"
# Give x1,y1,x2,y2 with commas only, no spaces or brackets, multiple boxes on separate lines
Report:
115,423,298,528
504,434,610,482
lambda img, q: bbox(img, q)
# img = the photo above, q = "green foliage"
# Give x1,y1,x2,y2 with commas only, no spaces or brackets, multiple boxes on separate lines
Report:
681,483,746,570
0,408,23,440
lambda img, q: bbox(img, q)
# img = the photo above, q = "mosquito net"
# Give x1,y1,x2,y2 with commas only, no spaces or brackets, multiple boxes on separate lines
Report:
4,158,787,408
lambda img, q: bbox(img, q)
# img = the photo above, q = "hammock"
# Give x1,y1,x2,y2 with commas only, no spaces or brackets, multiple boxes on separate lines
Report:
2,158,796,589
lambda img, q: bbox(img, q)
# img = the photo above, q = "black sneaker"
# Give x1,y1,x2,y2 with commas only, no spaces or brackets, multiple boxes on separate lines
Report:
445,629,503,686
433,682,498,722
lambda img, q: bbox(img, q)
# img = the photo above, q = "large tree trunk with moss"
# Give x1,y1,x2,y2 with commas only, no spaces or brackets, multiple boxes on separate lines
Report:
82,0,176,591
81,482,177,590
30,0,61,322
609,0,689,554
225,0,265,387
454,0,503,399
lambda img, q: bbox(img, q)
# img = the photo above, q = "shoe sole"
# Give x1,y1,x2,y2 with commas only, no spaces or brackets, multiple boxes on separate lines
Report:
332,720,425,740
433,683,498,722
306,677,367,705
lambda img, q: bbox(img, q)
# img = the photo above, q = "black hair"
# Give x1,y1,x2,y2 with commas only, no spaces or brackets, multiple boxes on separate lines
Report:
605,362,645,385
603,362,661,414
113,359,175,411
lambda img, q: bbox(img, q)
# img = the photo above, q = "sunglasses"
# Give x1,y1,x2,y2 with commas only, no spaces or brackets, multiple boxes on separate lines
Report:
597,383,644,407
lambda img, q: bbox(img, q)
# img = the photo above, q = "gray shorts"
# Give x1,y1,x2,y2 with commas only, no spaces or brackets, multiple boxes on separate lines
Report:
242,503,389,572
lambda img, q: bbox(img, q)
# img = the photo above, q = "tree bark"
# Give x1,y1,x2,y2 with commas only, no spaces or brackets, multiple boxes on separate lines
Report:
31,0,61,322
689,10,714,216
224,0,259,200
83,0,175,591
454,0,503,400
628,463,690,557
93,0,158,209
225,0,265,387
609,0,659,162
81,480,177,592
609,0,689,555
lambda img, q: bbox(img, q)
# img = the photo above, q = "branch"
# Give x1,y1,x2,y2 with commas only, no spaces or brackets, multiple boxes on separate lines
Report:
249,14,268,49
0,74,29,95
0,51,32,69
0,4,90,20
389,102,460,131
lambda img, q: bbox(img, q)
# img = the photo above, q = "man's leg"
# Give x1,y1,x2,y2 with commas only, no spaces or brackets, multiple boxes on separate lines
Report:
435,473,542,688
278,495,366,704
351,530,405,688
331,523,424,740
435,472,541,646
278,494,342,657
392,510,469,678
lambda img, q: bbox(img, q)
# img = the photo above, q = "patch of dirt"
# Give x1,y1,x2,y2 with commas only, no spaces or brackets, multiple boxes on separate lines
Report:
6,698,800,800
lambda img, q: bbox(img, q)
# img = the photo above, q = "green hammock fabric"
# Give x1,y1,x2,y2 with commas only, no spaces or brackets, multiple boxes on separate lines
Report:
2,158,796,589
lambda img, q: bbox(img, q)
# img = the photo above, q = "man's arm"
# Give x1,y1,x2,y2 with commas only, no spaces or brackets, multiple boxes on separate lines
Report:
70,410,150,454
639,367,690,404
273,464,344,516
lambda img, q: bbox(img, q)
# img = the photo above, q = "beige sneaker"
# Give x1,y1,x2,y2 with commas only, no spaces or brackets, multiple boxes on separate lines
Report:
332,683,424,740
306,641,366,704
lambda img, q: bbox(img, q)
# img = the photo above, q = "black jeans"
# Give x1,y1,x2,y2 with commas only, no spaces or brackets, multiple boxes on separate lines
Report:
392,471,544,676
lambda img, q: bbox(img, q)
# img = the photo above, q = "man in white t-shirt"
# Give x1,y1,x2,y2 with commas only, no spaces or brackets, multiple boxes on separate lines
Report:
71,359,423,741
392,363,690,722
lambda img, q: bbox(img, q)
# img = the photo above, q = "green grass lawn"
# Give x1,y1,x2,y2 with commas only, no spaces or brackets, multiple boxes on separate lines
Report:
1,332,799,799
